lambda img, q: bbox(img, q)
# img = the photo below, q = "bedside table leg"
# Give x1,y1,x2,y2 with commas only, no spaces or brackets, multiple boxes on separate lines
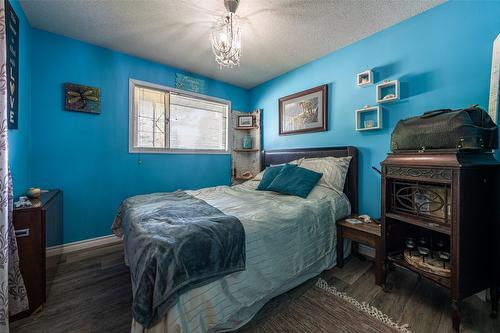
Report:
337,227,344,268
452,299,461,332
375,242,384,286
490,285,498,319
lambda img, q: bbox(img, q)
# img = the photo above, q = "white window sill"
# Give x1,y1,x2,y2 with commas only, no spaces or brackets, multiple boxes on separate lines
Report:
129,147,231,155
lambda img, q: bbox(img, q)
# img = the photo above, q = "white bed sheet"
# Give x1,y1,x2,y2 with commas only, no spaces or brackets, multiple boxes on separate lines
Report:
131,181,351,333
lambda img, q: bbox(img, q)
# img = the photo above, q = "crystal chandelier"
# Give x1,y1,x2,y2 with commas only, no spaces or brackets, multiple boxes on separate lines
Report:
211,0,241,68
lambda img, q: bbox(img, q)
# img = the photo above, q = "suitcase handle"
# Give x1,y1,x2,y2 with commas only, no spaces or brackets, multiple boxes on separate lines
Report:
420,109,453,118
15,228,30,238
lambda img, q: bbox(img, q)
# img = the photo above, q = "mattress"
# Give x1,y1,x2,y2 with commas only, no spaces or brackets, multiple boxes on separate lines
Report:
130,180,351,333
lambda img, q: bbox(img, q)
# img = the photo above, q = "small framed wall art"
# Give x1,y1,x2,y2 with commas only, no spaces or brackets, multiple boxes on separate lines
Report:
64,83,100,114
279,84,328,135
238,115,254,127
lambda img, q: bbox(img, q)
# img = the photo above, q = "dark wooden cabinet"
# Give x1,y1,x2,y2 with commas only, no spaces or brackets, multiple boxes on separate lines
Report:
11,190,63,319
380,152,499,332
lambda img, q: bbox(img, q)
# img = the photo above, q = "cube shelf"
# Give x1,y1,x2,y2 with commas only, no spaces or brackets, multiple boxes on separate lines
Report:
357,70,373,86
356,106,382,131
376,80,400,103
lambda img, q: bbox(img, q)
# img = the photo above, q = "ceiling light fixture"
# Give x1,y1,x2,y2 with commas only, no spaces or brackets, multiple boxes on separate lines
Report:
211,0,241,69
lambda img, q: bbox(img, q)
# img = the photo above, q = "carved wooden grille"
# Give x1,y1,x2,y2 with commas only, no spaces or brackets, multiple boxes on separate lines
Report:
390,181,451,224
387,166,452,181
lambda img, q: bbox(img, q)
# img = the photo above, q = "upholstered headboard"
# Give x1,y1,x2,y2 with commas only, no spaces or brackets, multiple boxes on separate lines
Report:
261,146,358,214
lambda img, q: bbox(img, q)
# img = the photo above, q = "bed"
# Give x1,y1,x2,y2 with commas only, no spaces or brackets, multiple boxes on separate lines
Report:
116,146,358,333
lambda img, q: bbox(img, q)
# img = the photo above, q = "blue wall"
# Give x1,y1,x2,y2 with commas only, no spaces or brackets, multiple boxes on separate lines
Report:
11,0,500,244
8,0,31,197
30,29,249,244
249,1,500,218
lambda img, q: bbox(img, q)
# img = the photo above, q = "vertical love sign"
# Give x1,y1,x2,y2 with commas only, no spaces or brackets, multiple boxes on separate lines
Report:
5,0,19,129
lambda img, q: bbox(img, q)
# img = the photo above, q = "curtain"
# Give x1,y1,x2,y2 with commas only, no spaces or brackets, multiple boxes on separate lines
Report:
0,3,28,331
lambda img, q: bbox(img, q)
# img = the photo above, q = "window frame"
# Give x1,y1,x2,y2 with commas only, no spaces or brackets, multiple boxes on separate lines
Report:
129,79,231,155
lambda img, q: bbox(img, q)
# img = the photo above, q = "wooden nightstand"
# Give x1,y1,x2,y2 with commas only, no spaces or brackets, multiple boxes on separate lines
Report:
336,216,383,286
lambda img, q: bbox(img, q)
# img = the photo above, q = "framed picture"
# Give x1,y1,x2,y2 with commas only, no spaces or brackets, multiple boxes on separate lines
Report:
279,84,327,135
64,83,100,114
238,115,254,127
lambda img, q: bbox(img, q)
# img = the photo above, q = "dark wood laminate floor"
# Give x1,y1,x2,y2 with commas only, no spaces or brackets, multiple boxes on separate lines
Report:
10,243,499,333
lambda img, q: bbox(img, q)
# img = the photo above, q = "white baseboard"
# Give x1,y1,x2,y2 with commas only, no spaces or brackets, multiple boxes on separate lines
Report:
46,234,122,257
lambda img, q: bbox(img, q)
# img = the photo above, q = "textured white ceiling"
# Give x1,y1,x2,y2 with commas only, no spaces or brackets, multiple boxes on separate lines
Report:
20,0,444,88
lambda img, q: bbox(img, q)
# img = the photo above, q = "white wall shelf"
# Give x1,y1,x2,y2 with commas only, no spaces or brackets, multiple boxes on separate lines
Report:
356,105,382,131
376,80,400,103
357,70,373,86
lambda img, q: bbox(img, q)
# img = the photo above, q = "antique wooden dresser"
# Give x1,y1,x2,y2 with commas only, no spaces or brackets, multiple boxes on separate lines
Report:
380,151,499,332
11,190,63,319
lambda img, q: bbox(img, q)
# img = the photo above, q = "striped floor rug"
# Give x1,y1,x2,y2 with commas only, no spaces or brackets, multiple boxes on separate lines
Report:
242,278,411,333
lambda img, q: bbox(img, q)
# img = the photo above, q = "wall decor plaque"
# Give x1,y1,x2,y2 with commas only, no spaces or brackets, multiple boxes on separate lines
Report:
175,73,206,94
6,0,19,129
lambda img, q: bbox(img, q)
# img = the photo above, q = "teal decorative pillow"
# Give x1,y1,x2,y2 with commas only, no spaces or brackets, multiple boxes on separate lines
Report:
257,165,288,190
267,164,323,198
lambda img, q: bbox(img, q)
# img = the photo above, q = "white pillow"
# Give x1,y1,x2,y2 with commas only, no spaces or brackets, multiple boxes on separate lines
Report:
307,185,339,200
253,158,304,181
299,156,352,192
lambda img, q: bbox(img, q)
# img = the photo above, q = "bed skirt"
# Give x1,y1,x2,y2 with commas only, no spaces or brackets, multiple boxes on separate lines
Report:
130,241,351,333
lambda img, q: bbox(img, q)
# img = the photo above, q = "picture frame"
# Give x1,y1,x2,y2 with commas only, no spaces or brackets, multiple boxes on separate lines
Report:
64,83,100,114
279,84,327,135
238,115,254,127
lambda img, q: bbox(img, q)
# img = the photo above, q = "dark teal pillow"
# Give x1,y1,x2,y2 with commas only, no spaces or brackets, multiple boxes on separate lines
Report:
266,164,323,198
257,165,291,190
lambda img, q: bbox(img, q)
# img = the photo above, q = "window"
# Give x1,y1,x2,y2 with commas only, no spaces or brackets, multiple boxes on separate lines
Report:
129,79,229,153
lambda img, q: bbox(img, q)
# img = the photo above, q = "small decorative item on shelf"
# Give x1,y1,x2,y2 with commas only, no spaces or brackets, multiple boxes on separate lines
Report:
355,105,382,131
405,238,416,257
438,251,451,269
238,115,254,127
418,236,428,247
436,239,446,251
26,187,41,199
364,120,376,128
356,69,373,86
239,171,254,180
376,80,400,103
417,246,431,263
401,232,452,276
242,134,253,149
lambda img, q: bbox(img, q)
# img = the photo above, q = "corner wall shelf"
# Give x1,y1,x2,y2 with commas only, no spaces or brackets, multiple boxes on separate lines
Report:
231,109,262,184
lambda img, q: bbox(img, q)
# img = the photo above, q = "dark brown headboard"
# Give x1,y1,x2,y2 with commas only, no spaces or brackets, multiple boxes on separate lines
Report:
261,146,358,214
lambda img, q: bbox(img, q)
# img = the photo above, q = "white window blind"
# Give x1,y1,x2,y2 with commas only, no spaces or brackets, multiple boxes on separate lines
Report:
130,81,229,153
